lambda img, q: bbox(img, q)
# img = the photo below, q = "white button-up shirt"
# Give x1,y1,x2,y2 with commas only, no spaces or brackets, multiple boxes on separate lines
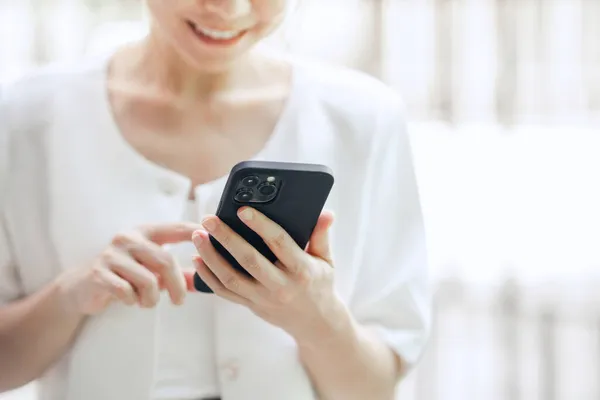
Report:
0,55,430,400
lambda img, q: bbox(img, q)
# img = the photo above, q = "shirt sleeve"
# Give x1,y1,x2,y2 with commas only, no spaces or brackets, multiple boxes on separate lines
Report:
0,84,24,304
349,96,431,370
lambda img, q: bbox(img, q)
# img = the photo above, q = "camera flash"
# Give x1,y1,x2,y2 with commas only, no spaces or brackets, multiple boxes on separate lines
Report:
267,176,275,182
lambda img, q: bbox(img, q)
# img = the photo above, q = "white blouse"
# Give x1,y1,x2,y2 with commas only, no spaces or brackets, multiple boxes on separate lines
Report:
153,201,220,400
0,53,430,400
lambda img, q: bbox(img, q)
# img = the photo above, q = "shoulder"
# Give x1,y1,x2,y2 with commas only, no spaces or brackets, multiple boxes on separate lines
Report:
1,56,106,124
290,57,407,146
0,56,107,197
292,58,405,123
0,55,106,155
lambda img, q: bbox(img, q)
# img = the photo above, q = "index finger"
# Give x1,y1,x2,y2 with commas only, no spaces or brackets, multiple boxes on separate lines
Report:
140,222,203,245
236,207,306,272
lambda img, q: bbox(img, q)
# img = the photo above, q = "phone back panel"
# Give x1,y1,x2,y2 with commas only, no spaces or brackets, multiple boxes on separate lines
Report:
194,161,334,293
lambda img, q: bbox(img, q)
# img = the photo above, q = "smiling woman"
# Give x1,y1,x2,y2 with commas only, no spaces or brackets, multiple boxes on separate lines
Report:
0,1,429,400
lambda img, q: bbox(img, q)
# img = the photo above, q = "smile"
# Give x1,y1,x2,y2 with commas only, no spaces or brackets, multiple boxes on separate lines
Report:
187,21,247,46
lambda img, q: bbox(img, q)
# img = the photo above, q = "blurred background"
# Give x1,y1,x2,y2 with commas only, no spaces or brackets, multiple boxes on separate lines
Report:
1,0,600,399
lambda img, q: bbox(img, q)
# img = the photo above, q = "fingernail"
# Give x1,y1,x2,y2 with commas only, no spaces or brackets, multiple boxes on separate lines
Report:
192,231,204,247
173,295,185,306
239,208,254,221
141,298,154,308
202,217,217,232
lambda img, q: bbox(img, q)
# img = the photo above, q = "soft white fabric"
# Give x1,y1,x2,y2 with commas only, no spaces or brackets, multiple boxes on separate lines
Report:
152,201,220,400
0,53,430,400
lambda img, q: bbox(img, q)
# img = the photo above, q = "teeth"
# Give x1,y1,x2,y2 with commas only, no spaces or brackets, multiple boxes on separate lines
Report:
191,23,241,40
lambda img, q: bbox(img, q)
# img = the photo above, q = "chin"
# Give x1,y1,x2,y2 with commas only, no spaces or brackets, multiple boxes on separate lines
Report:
173,30,259,73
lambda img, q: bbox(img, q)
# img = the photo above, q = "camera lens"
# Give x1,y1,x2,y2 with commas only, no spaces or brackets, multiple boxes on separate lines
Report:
234,188,253,202
241,175,260,187
258,183,277,196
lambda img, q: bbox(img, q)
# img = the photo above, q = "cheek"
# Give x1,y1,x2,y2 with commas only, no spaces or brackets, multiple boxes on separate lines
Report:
145,0,185,25
252,0,290,33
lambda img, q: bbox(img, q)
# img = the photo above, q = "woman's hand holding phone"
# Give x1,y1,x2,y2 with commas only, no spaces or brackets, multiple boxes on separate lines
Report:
55,223,201,316
192,207,350,347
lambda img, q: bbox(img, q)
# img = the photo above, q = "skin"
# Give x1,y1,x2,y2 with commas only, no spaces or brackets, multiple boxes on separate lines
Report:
0,1,403,398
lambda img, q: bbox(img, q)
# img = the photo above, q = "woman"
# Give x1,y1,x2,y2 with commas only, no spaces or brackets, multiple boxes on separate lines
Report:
0,1,429,400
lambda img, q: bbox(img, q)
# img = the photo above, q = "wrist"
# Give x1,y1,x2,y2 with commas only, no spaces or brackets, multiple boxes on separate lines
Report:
293,294,357,351
52,271,85,320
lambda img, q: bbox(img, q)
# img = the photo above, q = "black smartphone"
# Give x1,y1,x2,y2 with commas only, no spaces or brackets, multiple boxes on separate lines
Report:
193,160,335,293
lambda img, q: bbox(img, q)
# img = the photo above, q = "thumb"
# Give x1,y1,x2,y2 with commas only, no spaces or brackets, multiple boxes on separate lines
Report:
306,210,335,264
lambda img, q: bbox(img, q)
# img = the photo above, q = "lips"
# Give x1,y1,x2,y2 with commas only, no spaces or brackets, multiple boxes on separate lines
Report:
186,21,247,46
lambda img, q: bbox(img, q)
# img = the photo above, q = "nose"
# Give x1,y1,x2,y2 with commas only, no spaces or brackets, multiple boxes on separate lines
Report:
201,0,252,20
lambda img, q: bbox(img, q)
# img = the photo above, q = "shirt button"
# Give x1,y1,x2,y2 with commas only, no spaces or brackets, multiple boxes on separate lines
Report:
159,179,181,196
220,361,240,382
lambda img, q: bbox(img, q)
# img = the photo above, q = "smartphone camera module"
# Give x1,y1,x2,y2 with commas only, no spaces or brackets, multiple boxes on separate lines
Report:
241,175,260,187
258,182,277,196
234,187,254,203
235,173,281,204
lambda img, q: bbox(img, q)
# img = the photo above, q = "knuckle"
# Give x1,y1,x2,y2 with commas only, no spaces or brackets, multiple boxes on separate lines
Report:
241,252,260,271
152,261,167,275
111,231,137,247
90,265,106,283
112,283,130,299
295,265,313,287
267,231,288,250
223,275,239,290
140,275,159,291
218,232,232,248
99,248,118,268
274,287,294,305
154,253,175,274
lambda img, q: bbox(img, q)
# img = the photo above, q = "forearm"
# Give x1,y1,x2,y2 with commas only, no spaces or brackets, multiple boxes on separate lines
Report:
0,279,84,391
297,304,402,400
